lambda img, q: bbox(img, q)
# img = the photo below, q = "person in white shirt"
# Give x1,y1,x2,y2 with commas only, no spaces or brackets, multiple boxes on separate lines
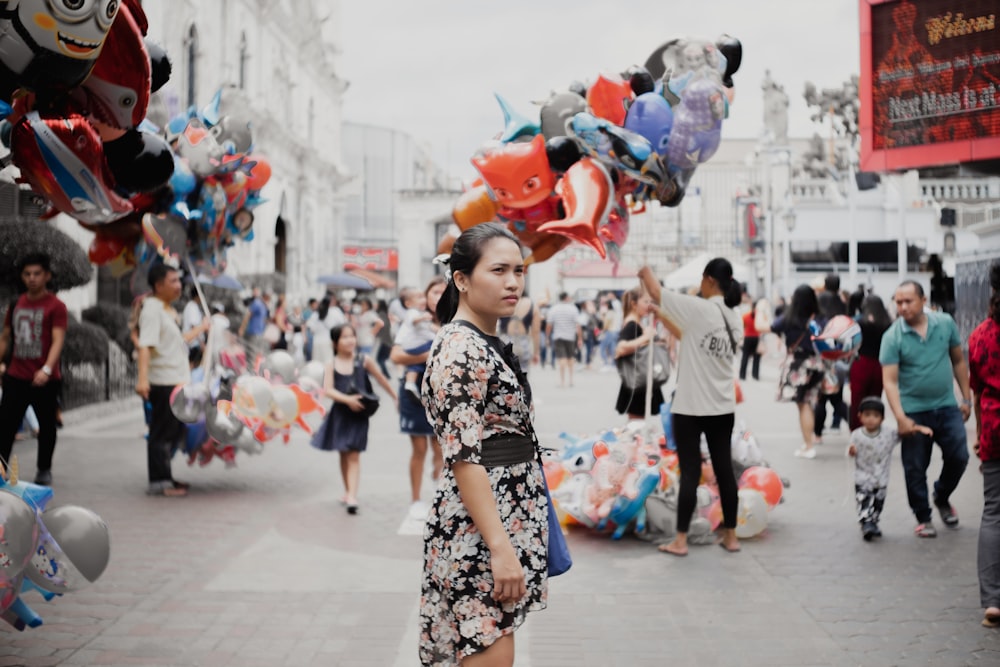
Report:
181,287,207,350
307,296,346,364
640,257,744,556
546,292,581,388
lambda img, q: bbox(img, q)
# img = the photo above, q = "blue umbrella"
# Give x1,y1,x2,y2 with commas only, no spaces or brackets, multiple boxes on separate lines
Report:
197,273,244,291
317,273,374,290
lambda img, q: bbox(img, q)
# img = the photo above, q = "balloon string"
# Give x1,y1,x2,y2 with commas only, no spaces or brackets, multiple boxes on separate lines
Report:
184,256,214,383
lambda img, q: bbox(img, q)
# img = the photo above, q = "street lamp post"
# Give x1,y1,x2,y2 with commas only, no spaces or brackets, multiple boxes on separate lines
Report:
781,207,796,298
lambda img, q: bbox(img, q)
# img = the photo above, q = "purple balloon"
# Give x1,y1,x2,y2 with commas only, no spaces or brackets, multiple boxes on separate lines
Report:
666,78,725,171
624,93,674,157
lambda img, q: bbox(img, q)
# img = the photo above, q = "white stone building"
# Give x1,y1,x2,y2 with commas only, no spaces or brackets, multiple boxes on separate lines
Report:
141,0,350,301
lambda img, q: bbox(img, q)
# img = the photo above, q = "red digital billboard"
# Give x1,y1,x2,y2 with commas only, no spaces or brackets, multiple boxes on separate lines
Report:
860,0,1000,171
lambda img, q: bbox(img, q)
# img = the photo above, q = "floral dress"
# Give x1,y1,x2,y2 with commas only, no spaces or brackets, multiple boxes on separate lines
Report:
418,322,548,666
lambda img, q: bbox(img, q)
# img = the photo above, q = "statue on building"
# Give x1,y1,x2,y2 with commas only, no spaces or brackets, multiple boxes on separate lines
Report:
762,69,789,143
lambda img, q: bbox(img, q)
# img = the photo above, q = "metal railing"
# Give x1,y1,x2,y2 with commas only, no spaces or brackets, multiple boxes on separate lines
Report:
61,343,137,410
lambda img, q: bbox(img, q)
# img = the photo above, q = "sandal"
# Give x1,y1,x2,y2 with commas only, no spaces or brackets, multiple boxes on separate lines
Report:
148,485,187,497
984,608,1000,628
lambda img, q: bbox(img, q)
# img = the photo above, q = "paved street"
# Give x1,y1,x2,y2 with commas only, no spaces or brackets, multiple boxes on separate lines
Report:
2,352,999,666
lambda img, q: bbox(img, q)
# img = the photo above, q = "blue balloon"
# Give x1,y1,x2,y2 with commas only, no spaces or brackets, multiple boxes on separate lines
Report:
624,93,674,157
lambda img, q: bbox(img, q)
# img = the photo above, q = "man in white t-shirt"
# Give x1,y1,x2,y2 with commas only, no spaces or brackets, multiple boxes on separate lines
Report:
546,292,581,387
137,264,209,497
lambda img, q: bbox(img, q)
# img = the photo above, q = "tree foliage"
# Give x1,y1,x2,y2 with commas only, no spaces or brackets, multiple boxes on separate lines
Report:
62,317,110,365
0,220,92,298
82,302,133,357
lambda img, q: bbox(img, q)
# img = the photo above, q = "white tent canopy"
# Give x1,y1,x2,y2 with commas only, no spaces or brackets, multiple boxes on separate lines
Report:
663,253,752,291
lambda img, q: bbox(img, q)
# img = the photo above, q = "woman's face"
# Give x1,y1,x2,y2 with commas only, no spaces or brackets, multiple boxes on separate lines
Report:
335,326,357,355
425,282,445,312
632,293,652,315
460,238,524,321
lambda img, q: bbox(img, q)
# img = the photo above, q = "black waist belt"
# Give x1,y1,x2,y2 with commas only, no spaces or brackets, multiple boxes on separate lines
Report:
479,434,536,468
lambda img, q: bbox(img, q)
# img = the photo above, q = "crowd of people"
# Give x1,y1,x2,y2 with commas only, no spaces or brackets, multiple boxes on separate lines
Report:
4,235,997,663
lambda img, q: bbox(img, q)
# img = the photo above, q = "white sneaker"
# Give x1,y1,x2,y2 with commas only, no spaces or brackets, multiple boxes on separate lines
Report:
404,382,422,401
408,500,429,520
794,445,817,459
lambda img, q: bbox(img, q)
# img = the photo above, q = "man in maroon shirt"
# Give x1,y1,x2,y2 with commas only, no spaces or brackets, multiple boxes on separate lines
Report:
0,253,67,486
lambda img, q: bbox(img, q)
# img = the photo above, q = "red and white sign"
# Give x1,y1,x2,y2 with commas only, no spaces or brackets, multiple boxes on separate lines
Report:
342,246,398,271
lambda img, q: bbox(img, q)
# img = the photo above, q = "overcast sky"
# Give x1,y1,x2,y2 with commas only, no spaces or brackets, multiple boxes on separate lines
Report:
338,1,860,180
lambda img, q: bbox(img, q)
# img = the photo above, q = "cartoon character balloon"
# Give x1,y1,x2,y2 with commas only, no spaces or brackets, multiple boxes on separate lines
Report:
26,505,111,594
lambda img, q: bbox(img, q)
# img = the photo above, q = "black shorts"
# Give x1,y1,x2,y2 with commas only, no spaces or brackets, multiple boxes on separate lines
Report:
553,339,576,360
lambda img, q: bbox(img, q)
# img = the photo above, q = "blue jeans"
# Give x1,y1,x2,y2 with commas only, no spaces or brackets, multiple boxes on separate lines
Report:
600,331,618,366
900,406,969,523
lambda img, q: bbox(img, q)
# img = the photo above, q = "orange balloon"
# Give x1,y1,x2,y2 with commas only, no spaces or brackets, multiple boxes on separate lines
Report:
706,499,723,531
88,234,128,265
592,440,610,458
739,466,783,509
587,73,633,126
543,460,566,490
246,155,272,190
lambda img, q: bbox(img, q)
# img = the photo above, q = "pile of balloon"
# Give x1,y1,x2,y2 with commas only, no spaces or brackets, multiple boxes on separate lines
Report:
442,34,742,265
0,0,270,282
544,420,786,542
171,350,326,467
0,457,111,632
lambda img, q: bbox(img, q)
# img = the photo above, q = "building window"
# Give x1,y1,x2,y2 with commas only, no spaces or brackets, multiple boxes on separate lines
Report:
238,31,248,90
186,24,199,108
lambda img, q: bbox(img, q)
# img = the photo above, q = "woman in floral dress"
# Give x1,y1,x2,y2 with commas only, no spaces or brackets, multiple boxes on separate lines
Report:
419,223,548,666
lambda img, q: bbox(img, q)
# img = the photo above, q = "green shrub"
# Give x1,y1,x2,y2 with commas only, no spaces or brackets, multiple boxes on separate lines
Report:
82,302,132,356
62,317,109,365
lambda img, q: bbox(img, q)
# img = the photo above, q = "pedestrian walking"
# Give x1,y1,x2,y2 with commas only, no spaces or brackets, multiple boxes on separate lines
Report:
181,285,206,350
847,396,930,541
769,284,824,459
390,277,446,520
546,292,581,388
420,223,547,666
881,280,971,538
640,258,743,556
498,292,540,375
238,287,269,362
613,286,664,421
306,296,346,365
374,299,394,379
0,253,67,486
312,323,396,514
739,299,762,381
966,262,1000,627
355,298,383,357
848,294,892,430
136,264,210,497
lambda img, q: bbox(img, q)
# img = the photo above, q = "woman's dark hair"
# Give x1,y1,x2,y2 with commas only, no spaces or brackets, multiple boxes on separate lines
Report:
703,257,742,308
317,296,331,321
990,262,1000,324
786,284,819,328
329,323,356,354
436,223,522,324
861,294,892,330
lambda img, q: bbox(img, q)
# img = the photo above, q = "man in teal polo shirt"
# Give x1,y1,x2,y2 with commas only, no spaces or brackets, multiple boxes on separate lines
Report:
881,281,971,538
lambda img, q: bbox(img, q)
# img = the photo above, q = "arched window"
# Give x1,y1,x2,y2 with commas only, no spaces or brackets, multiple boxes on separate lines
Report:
238,31,248,90
275,216,287,275
186,24,199,108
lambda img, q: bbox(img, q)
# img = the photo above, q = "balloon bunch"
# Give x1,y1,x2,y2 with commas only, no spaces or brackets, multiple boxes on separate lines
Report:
0,0,270,281
0,458,111,632
0,1,174,236
444,34,742,265
171,350,326,467
87,87,272,280
545,425,665,539
545,420,785,542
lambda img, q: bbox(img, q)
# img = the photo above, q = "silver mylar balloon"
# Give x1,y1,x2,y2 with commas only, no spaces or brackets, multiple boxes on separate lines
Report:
260,350,296,383
169,383,211,424
0,491,38,585
298,361,326,388
26,505,110,593
205,406,247,444
230,429,264,455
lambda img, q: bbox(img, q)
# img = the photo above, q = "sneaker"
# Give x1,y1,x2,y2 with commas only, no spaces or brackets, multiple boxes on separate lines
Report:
933,495,960,528
794,445,817,459
862,521,878,541
408,500,429,521
33,469,52,486
915,522,937,538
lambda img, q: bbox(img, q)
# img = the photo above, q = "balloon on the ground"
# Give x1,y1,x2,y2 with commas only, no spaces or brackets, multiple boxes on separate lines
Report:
739,466,783,509
0,491,38,585
735,488,769,538
26,505,110,594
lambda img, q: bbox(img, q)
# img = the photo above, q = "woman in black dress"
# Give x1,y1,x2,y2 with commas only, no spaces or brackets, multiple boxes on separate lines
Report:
614,286,665,420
